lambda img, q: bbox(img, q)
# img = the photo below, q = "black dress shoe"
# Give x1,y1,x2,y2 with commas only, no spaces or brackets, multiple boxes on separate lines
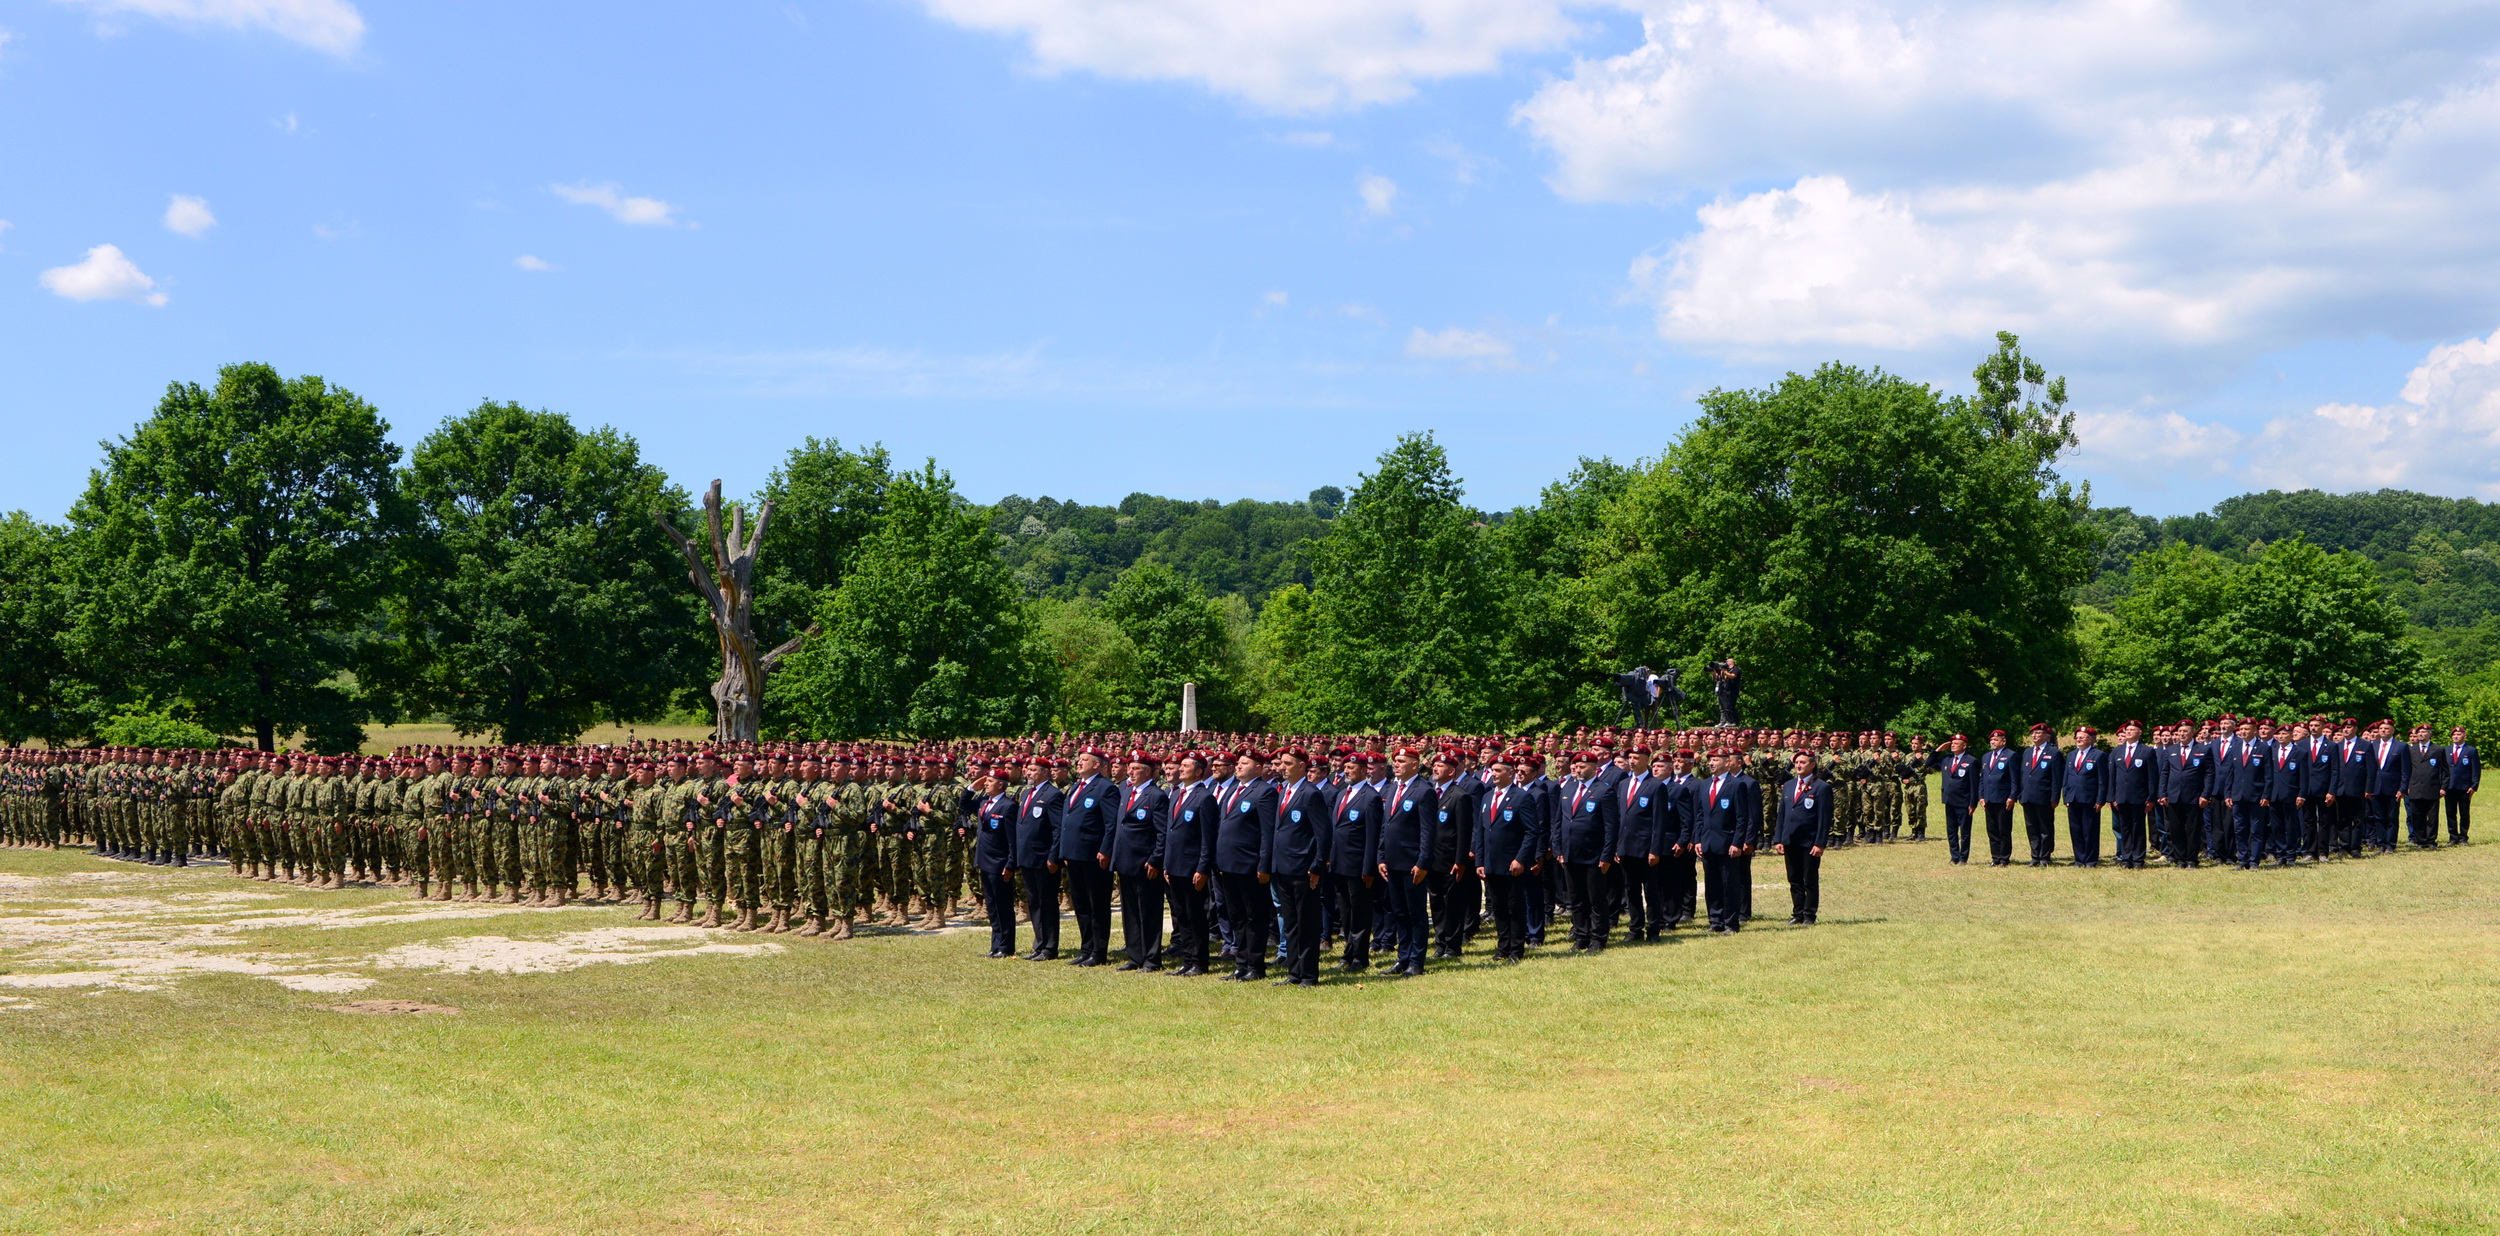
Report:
1296,978,1319,987
1271,977,1298,986
1142,961,1161,972
1116,960,1143,972
1039,949,1059,961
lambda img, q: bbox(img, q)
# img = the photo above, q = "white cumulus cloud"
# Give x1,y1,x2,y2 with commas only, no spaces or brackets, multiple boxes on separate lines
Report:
1406,325,1512,362
513,254,556,271
550,182,680,227
1359,173,1398,217
59,0,365,56
40,244,167,305
1516,0,2500,378
918,0,1583,112
162,193,215,237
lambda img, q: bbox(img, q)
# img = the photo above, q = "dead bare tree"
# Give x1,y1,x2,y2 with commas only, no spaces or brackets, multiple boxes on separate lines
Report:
655,480,817,743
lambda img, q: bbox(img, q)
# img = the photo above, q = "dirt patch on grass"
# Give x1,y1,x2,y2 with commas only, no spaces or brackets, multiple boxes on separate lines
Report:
327,999,460,1015
371,926,785,975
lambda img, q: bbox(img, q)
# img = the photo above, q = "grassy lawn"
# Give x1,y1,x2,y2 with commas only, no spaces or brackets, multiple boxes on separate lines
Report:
2,830,2495,1235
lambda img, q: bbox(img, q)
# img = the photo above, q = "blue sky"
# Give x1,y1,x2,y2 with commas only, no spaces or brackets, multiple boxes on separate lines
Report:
7,0,2500,521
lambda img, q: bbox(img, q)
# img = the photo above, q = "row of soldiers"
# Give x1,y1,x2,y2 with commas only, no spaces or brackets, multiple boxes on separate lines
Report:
0,745,997,938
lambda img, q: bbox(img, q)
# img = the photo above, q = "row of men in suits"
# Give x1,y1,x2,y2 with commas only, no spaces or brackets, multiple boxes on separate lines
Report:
1928,717,2478,869
965,742,1839,985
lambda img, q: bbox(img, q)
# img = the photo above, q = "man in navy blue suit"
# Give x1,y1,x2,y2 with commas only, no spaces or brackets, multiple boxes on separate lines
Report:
1374,746,1436,976
1976,730,2019,866
1772,749,1831,924
1056,749,1120,967
1213,751,1277,982
1694,748,1761,933
1472,753,1541,962
1160,753,1220,976
2016,723,2063,866
2061,726,2106,867
1012,756,1063,960
2105,722,2155,868
1108,753,1169,971
1931,734,1978,865
2446,725,2479,845
1328,754,1384,972
1269,748,1329,987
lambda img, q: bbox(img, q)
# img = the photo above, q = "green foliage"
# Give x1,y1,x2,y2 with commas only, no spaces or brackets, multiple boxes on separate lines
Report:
0,513,76,745
1245,582,1324,731
1034,599,1140,730
768,463,1055,740
1574,344,2095,732
752,438,893,653
988,492,1327,607
1490,457,1636,729
384,401,706,745
1098,560,1243,730
93,701,223,749
1296,433,1504,733
63,363,405,751
2085,539,2435,725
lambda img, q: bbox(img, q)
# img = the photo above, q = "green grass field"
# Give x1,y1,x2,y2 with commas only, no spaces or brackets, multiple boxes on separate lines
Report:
3,831,2495,1235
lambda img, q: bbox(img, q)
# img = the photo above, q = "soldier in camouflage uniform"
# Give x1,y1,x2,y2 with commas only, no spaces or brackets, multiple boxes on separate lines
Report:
1903,733,1932,841
659,753,703,923
627,758,668,919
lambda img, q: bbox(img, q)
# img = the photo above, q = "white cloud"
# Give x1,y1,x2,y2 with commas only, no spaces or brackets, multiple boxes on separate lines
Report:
162,194,215,237
1406,325,1512,362
919,0,1582,112
2247,329,2500,498
0,220,12,250
1276,130,1339,148
513,254,556,271
1358,172,1398,217
1261,290,1288,306
550,182,680,227
1513,1,2500,377
60,0,365,56
39,244,167,305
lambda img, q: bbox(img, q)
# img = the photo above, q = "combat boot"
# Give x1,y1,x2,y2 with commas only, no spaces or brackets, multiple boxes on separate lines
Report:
668,901,692,924
832,915,854,940
767,908,789,933
798,914,823,937
731,906,755,931
699,903,722,928
412,880,429,900
507,887,523,905
640,894,660,921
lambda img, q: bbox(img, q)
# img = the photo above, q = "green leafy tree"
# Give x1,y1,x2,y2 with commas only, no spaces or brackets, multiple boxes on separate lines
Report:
1034,599,1142,730
385,402,706,744
1296,433,1504,732
0,513,76,744
2086,538,2435,724
1098,559,1243,729
1491,457,1635,728
768,463,1054,740
1574,339,2096,732
1245,582,1324,731
751,438,893,653
64,363,405,752
94,701,223,749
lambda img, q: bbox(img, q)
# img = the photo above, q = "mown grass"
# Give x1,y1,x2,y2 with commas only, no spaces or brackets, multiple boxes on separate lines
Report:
2,833,2495,1235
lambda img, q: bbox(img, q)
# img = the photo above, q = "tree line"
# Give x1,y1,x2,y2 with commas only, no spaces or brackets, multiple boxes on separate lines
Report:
3,336,2490,752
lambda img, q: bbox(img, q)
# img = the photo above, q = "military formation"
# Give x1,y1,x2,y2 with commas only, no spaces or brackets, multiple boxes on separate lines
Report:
0,715,2477,983
0,744,986,938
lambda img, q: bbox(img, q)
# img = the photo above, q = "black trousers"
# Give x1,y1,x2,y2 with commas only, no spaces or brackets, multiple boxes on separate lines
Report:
2066,803,2101,865
2206,800,2232,862
2332,795,2365,855
1019,864,1061,954
1783,849,1819,920
1943,803,1973,863
1482,871,1528,958
1378,874,1428,966
1664,849,1697,924
1332,873,1374,967
1066,863,1114,961
1277,876,1323,982
1701,850,1743,930
2366,796,2398,850
1623,859,1668,936
980,869,1018,954
2303,799,2329,858
1426,868,1479,956
2447,791,2473,843
1218,872,1271,974
2230,801,2265,865
2021,801,2057,862
2406,797,2439,847
1561,862,1605,949
2270,801,2301,861
2167,800,2204,864
1116,871,1164,965
1166,876,1209,970
1983,803,2015,863
2109,802,2145,866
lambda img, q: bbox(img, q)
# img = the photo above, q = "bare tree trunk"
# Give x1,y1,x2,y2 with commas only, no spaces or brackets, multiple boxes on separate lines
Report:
655,480,817,744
